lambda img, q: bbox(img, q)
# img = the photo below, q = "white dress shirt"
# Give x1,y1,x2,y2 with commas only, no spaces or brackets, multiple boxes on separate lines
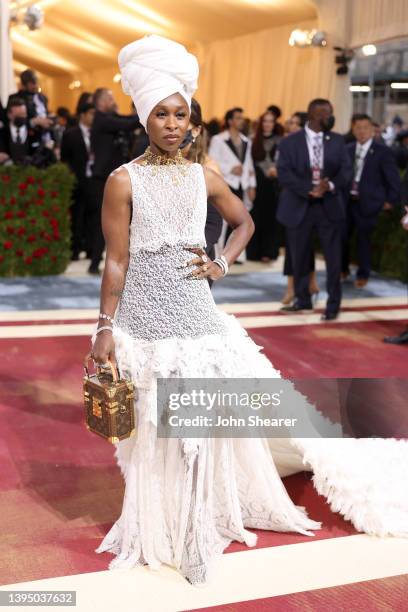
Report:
79,122,94,178
354,138,373,183
10,123,28,144
305,123,323,169
304,122,334,192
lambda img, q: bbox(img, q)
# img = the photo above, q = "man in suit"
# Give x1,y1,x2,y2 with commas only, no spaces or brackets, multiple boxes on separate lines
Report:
342,113,401,287
89,88,140,274
277,98,352,320
61,102,96,262
208,107,256,256
10,70,53,140
0,97,43,165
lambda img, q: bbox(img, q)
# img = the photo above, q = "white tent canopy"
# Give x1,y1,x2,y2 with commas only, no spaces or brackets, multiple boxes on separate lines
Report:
0,0,16,108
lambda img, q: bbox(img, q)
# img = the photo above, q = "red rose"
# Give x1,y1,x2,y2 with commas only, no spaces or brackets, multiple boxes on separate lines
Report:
52,205,60,212
15,249,24,257
24,256,33,264
17,211,26,218
4,241,13,249
51,191,58,198
30,219,37,225
44,233,52,241
19,182,28,191
27,176,35,184
51,255,57,262
50,218,58,226
9,196,16,205
35,199,44,206
42,210,50,217
1,175,10,183
37,188,46,197
5,211,13,219
27,235,36,242
6,226,14,235
17,227,26,235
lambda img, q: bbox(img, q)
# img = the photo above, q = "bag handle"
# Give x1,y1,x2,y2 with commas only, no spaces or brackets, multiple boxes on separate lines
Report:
83,353,119,382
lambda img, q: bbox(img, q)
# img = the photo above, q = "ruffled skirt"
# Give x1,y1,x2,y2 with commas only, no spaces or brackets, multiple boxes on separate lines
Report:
94,246,408,584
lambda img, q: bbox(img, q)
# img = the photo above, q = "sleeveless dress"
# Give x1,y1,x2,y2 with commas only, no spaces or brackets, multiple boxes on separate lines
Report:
93,161,408,585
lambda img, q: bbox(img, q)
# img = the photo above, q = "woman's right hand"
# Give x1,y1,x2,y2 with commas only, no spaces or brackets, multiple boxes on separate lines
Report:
89,329,118,370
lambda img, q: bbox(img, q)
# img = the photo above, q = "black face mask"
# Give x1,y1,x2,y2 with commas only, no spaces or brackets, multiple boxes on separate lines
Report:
13,117,26,128
322,115,335,132
179,129,194,149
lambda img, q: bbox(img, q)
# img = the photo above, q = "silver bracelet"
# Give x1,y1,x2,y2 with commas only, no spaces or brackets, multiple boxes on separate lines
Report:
213,256,228,276
95,325,113,335
99,312,114,323
219,255,229,274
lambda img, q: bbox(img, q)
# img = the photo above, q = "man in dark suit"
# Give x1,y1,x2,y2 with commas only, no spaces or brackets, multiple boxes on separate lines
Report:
0,97,43,165
61,102,96,262
89,88,140,274
277,98,352,320
10,70,53,139
342,113,401,287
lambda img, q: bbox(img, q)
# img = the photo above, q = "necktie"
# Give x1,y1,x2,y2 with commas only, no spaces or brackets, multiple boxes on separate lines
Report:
16,128,22,145
351,145,363,196
311,134,322,185
312,134,322,169
354,144,364,180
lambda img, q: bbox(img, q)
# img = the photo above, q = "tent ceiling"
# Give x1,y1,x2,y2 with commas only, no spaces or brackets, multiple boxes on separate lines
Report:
10,0,317,77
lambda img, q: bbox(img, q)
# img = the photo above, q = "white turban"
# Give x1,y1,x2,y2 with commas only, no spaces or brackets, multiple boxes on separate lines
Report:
118,35,199,129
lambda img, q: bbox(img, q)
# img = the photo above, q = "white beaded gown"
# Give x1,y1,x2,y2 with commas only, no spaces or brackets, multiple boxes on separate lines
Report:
93,160,408,585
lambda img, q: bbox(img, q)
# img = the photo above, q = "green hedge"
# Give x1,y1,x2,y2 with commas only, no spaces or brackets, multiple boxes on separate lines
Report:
370,207,408,284
0,164,75,277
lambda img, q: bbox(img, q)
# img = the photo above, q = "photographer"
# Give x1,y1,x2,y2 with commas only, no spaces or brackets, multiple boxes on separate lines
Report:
89,88,140,274
12,69,54,141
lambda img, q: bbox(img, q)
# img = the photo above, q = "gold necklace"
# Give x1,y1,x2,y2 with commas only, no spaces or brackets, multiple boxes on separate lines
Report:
141,146,185,166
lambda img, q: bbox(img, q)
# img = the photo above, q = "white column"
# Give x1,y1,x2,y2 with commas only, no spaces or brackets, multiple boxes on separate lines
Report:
313,0,353,133
0,0,17,108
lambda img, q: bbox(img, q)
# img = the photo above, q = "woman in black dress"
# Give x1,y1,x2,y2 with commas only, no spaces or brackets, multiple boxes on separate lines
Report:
247,111,282,262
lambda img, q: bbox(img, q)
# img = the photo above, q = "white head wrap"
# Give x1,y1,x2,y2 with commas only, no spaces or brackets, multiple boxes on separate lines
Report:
118,35,199,129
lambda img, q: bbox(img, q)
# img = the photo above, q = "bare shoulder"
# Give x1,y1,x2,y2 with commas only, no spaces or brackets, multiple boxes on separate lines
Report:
105,166,131,200
202,164,226,197
204,156,222,176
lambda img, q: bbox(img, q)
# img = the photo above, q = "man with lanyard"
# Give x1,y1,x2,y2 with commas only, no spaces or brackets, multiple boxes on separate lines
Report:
277,98,352,320
342,113,400,288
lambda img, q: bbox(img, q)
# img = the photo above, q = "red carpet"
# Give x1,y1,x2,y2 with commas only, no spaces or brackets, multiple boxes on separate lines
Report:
183,573,408,611
248,320,408,378
0,317,406,585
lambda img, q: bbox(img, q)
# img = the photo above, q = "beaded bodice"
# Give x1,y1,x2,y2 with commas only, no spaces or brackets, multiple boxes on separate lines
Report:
123,161,208,254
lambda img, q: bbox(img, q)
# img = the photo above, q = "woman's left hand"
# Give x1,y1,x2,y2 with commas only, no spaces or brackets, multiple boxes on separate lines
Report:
184,247,224,281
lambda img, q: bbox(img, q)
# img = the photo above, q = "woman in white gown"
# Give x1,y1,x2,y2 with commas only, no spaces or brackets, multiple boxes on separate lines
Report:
90,35,408,586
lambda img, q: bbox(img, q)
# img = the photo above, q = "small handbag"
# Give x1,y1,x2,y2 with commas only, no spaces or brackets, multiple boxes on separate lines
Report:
83,354,136,443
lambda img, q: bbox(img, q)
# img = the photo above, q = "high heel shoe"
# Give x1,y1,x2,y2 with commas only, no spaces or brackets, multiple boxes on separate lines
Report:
311,290,319,306
281,291,295,305
281,275,294,305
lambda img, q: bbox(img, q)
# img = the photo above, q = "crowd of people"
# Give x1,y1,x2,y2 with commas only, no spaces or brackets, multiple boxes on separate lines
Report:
0,69,407,331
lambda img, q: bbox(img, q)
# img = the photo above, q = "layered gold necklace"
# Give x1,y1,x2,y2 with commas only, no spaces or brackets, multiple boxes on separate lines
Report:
141,146,185,166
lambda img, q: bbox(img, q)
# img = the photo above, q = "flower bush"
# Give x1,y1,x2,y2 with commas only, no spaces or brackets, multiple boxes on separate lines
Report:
0,164,75,276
